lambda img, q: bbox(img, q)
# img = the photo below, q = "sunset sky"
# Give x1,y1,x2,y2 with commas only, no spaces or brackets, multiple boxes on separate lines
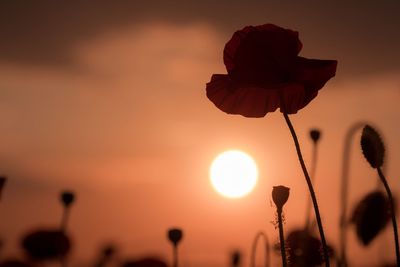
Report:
1,2,400,267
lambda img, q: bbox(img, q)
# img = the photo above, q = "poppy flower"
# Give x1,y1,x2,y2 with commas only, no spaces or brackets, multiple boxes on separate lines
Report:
121,258,168,267
285,229,334,267
21,229,71,261
350,190,392,245
206,24,337,117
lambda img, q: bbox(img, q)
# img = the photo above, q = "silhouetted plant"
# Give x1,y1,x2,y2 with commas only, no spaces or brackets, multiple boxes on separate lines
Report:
338,121,367,267
0,259,33,267
206,23,337,267
360,125,399,266
121,258,168,267
273,185,290,267
286,229,325,267
94,244,117,267
304,129,321,230
350,190,391,245
167,228,183,267
0,176,6,201
231,250,241,267
60,190,75,232
21,229,71,261
250,231,271,267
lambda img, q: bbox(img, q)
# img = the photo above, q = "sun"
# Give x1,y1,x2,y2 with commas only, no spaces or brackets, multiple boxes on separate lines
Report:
209,150,258,198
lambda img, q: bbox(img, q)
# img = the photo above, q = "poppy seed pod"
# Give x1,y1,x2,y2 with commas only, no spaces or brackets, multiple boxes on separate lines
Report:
361,125,385,169
60,191,75,207
272,186,290,210
309,129,321,143
167,228,183,246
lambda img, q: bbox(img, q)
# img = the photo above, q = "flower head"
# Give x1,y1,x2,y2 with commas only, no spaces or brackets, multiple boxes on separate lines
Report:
309,129,321,143
0,176,6,200
60,191,75,208
167,228,183,246
351,190,392,245
272,185,290,211
206,24,337,117
21,229,70,260
361,125,385,169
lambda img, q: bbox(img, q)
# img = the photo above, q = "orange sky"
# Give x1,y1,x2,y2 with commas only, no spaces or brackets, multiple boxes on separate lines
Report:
1,2,400,267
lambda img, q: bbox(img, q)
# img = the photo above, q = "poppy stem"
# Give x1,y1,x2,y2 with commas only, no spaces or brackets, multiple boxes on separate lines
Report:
282,112,330,267
277,208,287,267
250,231,271,267
60,206,70,232
304,138,318,230
377,167,400,266
338,122,366,267
172,244,178,267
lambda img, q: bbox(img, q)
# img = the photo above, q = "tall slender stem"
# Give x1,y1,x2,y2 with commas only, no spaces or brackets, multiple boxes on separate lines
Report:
282,112,330,267
250,231,271,267
173,245,178,267
60,207,70,232
338,122,366,267
277,208,287,267
305,139,318,230
377,167,400,266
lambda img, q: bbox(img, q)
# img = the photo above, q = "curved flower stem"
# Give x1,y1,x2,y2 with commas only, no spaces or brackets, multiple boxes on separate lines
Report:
282,112,329,267
304,138,318,230
277,208,287,267
377,167,400,266
250,231,271,267
338,122,367,267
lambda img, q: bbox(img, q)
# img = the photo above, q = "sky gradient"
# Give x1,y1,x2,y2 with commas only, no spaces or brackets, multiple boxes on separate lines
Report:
1,2,400,267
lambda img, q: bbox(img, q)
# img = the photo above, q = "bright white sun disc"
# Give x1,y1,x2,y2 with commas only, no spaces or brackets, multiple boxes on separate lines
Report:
210,150,258,198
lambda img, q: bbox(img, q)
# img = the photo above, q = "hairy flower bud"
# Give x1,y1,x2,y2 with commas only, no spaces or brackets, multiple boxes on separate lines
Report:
361,125,384,169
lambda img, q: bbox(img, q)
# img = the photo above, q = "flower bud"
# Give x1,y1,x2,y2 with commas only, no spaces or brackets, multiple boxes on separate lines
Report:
60,191,75,207
272,186,290,211
361,125,384,169
309,129,321,143
167,228,183,246
0,176,6,200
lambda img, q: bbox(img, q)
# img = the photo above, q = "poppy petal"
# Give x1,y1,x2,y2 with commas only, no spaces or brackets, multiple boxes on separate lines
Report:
206,74,280,117
294,57,337,103
279,83,306,114
224,24,302,74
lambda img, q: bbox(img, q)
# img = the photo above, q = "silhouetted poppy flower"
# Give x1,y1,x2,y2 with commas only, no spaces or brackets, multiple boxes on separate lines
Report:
272,185,290,210
167,228,183,246
351,191,392,245
60,191,75,207
206,24,337,117
309,129,321,143
0,259,32,267
361,125,385,169
121,258,168,267
21,229,71,260
286,229,325,267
